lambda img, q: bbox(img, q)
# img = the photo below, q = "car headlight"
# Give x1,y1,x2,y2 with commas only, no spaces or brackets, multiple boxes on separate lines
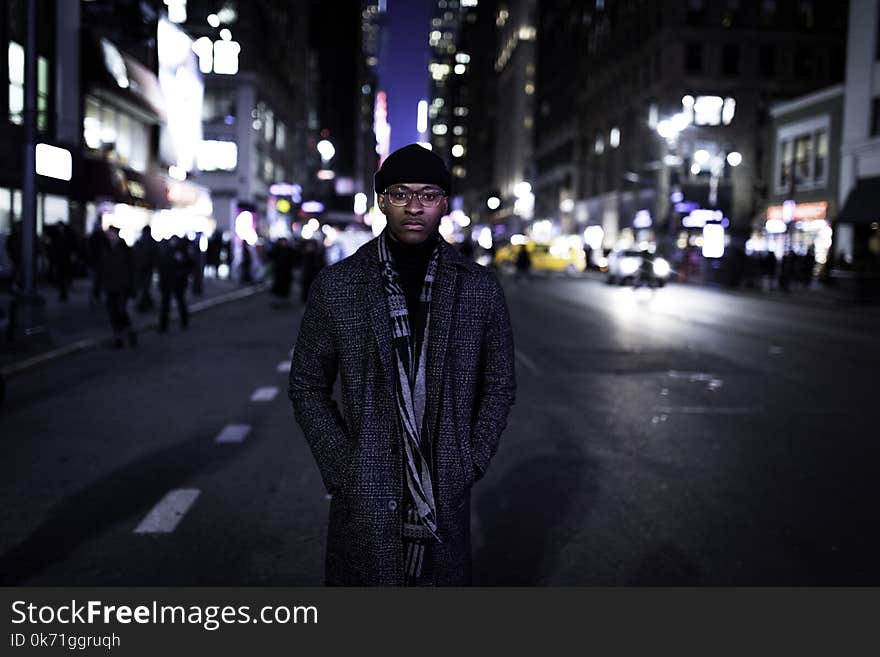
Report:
620,258,640,275
653,257,671,278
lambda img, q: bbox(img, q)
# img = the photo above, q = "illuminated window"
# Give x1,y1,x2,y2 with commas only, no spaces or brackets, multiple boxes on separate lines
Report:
83,96,101,149
432,124,448,135
693,96,723,125
609,127,620,148
213,39,241,75
794,134,811,184
8,41,23,125
814,130,827,179
264,108,274,142
776,117,830,191
263,157,274,182
276,122,286,150
519,26,536,41
37,55,48,131
779,139,793,190
595,134,605,155
197,140,238,171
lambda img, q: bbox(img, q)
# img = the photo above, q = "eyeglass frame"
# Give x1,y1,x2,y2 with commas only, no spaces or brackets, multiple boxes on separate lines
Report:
380,185,447,208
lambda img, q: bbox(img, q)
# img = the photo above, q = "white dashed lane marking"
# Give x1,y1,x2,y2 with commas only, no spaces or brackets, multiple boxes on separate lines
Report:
134,489,201,534
215,424,252,443
250,386,279,402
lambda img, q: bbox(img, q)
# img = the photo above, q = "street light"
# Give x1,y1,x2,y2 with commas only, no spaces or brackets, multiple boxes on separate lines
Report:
317,139,335,163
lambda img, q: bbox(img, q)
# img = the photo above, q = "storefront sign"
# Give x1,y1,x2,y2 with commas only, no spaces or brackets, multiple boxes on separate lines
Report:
766,201,827,222
167,181,199,205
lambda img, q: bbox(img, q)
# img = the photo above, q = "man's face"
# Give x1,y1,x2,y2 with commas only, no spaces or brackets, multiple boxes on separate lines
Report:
378,183,447,245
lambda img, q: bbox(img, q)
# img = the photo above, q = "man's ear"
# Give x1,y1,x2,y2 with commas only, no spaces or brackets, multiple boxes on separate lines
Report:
377,195,386,212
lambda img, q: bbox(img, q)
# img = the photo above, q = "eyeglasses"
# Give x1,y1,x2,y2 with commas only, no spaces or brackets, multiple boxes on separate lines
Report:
383,187,446,207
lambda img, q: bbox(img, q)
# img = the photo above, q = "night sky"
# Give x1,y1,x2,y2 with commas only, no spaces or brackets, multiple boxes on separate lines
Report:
380,0,431,152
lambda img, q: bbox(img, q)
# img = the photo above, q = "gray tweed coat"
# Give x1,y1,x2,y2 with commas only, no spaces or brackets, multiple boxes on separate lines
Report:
288,235,516,586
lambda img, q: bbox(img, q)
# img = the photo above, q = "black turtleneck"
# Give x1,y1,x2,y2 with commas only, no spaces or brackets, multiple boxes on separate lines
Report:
386,230,439,341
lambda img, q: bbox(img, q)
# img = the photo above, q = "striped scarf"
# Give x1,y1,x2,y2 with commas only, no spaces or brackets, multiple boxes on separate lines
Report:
377,231,442,580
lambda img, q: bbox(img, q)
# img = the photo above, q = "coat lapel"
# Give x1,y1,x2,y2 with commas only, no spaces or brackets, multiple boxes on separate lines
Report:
352,239,395,388
364,279,395,387
424,256,457,435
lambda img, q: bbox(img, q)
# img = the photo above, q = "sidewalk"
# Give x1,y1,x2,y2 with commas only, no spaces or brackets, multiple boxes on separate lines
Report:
0,275,265,377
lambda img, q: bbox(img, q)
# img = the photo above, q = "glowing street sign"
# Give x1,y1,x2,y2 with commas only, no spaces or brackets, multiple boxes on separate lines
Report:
702,223,725,258
35,143,72,181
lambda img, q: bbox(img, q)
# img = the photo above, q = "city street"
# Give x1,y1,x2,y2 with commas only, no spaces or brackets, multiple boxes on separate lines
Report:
1,276,878,586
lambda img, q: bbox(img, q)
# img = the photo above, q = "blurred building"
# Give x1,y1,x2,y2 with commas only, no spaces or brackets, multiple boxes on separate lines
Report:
444,0,498,231
356,1,384,202
532,1,584,239
307,0,370,220
80,1,214,245
532,0,847,262
837,0,880,272
756,85,843,270
425,0,534,245
182,0,314,243
0,0,77,278
427,0,465,165
490,0,536,235
0,0,214,262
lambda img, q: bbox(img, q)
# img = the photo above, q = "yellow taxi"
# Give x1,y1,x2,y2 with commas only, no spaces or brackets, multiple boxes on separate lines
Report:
494,237,586,273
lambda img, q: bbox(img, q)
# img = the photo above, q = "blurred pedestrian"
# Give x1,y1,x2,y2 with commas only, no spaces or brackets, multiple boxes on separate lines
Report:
239,242,254,285
87,222,109,308
514,243,532,282
132,225,158,312
289,143,516,586
190,233,204,296
205,229,223,278
268,237,295,301
299,239,324,304
5,220,23,290
101,226,136,348
779,251,793,293
45,223,74,301
157,235,191,333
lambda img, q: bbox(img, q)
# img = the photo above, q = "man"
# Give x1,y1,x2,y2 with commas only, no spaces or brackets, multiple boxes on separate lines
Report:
101,226,136,348
157,235,191,333
132,225,158,312
289,144,516,586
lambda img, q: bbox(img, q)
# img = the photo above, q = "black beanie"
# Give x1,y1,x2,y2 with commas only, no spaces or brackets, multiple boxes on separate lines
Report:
374,144,452,195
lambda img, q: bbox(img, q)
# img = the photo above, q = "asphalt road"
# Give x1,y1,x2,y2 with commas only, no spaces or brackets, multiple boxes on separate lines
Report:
1,276,877,585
